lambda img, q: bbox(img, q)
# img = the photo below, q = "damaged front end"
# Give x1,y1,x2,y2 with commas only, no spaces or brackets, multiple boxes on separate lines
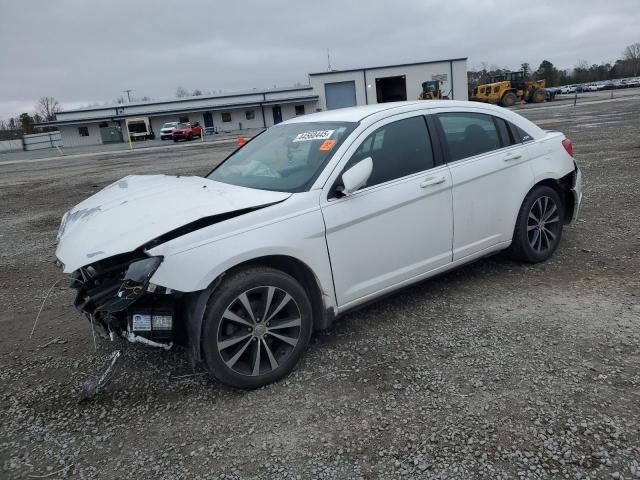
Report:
69,252,184,349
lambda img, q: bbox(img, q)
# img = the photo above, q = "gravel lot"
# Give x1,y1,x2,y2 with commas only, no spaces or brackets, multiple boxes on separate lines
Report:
1,95,639,479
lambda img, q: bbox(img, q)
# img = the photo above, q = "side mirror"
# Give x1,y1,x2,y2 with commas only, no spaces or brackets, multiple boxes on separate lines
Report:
341,157,373,196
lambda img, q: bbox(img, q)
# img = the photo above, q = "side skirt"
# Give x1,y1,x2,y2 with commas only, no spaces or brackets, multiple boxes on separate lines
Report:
336,241,512,316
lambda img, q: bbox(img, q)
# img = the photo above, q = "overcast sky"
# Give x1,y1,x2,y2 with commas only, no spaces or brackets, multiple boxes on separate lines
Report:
1,0,638,119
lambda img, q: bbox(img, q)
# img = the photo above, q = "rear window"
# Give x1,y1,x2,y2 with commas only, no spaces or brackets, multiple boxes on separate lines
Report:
436,113,501,161
494,117,517,146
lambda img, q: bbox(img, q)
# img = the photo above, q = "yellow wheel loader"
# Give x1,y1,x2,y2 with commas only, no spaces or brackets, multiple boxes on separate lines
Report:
418,80,448,100
470,71,549,107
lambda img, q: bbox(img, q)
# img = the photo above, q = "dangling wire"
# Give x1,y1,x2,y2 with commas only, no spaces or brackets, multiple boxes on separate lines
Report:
30,279,62,338
87,313,97,351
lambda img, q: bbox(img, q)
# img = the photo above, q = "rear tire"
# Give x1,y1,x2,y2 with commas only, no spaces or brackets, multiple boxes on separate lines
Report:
201,267,313,389
501,92,517,107
507,185,564,263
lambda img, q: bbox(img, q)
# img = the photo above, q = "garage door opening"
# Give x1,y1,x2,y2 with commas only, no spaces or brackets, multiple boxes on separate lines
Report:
376,75,407,103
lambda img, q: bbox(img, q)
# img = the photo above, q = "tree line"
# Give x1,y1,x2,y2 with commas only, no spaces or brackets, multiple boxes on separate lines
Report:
468,42,640,87
0,97,61,139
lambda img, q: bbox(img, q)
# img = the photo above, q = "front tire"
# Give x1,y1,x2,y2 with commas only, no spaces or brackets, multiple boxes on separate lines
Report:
508,185,564,263
201,267,313,389
501,91,517,107
531,88,546,103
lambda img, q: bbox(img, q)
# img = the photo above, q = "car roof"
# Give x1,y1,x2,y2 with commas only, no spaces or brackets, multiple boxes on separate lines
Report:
282,100,545,141
281,100,516,124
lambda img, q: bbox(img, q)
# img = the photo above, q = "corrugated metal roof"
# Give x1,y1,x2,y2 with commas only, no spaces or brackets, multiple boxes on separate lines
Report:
56,85,314,115
34,95,319,127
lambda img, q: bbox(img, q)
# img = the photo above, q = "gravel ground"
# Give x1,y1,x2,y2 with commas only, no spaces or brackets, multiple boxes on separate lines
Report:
1,96,639,479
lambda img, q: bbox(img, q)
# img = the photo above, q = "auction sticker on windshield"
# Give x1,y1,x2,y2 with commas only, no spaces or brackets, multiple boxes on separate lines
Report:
292,130,335,142
319,139,336,151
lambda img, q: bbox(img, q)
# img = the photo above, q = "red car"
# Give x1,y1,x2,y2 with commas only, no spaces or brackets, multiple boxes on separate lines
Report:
172,121,203,142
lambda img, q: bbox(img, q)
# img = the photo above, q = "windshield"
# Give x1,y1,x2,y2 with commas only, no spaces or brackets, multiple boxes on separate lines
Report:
177,123,190,129
207,121,357,192
163,122,178,128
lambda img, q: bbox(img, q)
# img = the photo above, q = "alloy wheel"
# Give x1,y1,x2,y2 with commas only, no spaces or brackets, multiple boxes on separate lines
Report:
216,286,302,377
527,196,560,253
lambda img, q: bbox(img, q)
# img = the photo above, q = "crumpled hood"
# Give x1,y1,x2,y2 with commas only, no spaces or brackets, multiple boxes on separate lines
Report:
55,175,291,273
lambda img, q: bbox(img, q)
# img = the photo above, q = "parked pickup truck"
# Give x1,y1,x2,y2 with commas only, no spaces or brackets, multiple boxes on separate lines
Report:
172,122,203,142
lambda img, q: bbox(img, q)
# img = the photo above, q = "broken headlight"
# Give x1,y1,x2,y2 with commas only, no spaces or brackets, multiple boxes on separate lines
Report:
96,256,163,313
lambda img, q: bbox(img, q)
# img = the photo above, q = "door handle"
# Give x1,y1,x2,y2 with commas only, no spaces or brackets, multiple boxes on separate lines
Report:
504,152,523,161
420,175,446,188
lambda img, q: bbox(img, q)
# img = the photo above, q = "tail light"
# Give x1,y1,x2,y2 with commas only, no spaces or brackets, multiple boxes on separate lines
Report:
562,138,574,157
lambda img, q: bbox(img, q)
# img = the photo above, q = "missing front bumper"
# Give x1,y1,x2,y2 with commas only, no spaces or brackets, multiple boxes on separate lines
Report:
68,253,185,348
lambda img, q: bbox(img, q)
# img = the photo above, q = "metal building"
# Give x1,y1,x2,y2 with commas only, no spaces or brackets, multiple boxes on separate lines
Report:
43,86,319,147
309,58,468,110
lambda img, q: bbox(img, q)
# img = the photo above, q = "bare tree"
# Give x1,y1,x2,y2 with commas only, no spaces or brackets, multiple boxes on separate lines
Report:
176,86,189,98
623,42,640,76
36,96,61,121
192,89,203,96
575,59,590,70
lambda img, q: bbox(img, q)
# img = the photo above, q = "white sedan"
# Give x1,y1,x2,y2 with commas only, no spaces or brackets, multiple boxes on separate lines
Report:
55,101,582,389
159,122,179,140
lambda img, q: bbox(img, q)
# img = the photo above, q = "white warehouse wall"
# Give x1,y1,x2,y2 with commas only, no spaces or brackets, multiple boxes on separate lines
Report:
58,124,102,147
452,60,469,101
56,100,320,147
263,101,317,128
214,108,266,132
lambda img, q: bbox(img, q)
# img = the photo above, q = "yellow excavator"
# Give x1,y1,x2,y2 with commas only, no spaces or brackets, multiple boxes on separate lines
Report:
470,71,549,107
418,80,448,100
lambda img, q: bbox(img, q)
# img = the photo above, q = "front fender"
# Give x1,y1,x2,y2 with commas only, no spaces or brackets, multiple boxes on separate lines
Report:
147,205,336,308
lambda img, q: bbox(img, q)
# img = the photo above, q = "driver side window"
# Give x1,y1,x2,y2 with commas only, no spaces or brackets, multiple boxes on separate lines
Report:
343,116,434,191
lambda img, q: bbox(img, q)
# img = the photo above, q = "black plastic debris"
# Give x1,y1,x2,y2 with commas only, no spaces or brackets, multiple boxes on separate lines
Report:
78,350,121,403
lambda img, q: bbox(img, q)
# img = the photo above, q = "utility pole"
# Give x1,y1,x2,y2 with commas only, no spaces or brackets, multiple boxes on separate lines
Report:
327,48,332,71
123,89,132,102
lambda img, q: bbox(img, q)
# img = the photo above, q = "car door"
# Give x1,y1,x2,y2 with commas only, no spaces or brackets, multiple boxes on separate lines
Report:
320,113,453,308
433,110,534,260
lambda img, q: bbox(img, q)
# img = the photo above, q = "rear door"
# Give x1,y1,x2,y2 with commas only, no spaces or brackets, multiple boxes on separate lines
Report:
321,113,453,307
433,110,534,260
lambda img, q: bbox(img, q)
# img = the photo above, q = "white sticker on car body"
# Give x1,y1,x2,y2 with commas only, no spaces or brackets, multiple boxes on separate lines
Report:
292,130,335,142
